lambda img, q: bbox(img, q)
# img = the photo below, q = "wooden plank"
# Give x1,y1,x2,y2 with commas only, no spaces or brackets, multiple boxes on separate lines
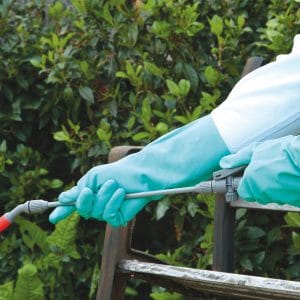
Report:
212,56,264,293
117,260,300,300
97,226,124,300
230,199,300,212
108,146,142,163
241,56,264,78
213,194,235,273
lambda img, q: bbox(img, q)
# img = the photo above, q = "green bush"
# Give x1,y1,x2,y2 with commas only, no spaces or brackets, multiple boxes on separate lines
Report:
0,0,299,299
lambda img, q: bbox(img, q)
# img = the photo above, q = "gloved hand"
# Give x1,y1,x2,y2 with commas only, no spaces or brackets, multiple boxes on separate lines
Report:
49,115,230,226
220,135,300,207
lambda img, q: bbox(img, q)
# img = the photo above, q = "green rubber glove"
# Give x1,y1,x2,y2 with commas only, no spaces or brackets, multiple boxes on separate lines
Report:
49,115,229,226
220,135,300,207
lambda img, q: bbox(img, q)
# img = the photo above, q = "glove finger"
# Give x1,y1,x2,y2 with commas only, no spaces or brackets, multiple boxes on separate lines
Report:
58,186,80,204
102,188,125,224
48,186,79,224
91,179,118,220
49,206,76,224
219,143,257,169
107,213,127,227
107,198,151,227
237,176,257,203
76,187,95,219
120,198,151,223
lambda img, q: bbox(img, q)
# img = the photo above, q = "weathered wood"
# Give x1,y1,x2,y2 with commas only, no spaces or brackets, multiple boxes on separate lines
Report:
117,260,300,300
213,194,235,273
212,56,264,281
108,145,143,163
230,199,300,212
241,56,264,78
97,145,141,300
97,146,164,300
96,225,129,300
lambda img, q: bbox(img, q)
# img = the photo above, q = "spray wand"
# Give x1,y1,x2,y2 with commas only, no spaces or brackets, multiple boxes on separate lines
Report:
0,166,245,233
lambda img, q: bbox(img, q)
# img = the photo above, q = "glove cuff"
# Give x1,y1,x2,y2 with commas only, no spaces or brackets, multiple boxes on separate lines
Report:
118,114,230,191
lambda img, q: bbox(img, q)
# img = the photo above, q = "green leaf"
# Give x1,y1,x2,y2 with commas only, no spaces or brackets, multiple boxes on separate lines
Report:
71,0,87,12
125,287,138,297
14,264,44,300
48,213,80,259
126,61,135,78
209,15,223,36
142,97,152,122
115,71,129,79
245,226,266,239
49,1,64,18
53,131,71,142
204,66,220,86
128,23,138,45
80,61,89,78
127,116,136,130
150,291,184,300
39,168,48,175
166,79,179,96
97,128,111,142
144,62,163,77
155,122,168,134
267,227,281,246
0,140,7,152
178,79,190,96
174,115,189,125
187,200,198,217
292,231,300,249
253,251,265,265
52,33,60,48
50,179,63,189
133,132,150,141
0,281,13,300
284,212,300,227
183,64,198,92
236,208,247,220
237,15,245,29
89,263,101,299
151,21,171,38
30,57,42,68
63,86,74,99
15,217,49,253
110,0,125,6
36,253,61,272
200,223,214,250
156,199,170,220
240,256,253,271
79,86,94,104
102,3,113,25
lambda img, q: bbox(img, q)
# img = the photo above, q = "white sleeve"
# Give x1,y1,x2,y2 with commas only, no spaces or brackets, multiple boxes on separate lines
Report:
211,34,300,153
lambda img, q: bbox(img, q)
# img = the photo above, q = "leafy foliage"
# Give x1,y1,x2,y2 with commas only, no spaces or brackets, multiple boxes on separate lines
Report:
14,264,44,300
0,281,13,300
0,0,299,299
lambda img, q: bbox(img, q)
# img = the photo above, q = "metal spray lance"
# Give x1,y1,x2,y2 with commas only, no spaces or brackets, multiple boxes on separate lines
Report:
0,166,245,232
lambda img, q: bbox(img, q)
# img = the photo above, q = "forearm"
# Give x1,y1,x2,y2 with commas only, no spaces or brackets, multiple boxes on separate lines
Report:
212,34,300,153
82,114,229,193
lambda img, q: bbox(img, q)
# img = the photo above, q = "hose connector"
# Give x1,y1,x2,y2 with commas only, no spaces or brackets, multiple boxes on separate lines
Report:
0,200,62,233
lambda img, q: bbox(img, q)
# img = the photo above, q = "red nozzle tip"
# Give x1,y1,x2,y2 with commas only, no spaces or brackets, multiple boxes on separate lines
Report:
0,215,11,232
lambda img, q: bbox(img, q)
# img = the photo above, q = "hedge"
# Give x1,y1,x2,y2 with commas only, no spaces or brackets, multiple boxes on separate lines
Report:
0,0,299,299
